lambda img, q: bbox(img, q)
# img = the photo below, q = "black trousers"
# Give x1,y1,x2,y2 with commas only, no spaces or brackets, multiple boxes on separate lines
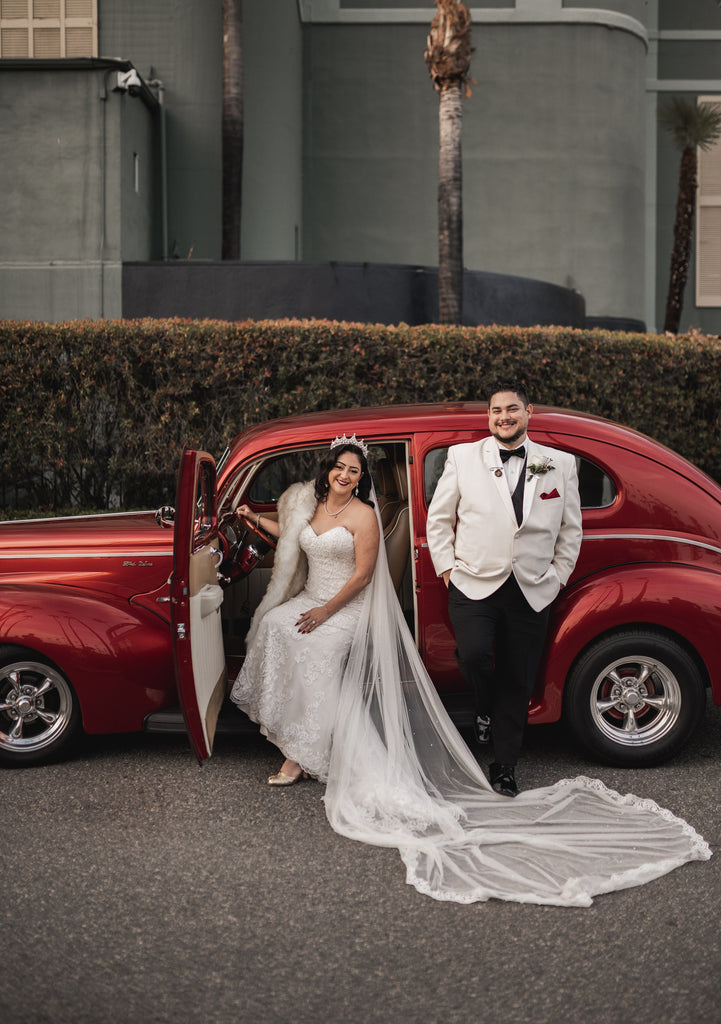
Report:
447,575,550,765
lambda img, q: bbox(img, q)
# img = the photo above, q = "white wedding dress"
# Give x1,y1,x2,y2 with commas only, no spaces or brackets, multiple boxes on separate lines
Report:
232,495,712,907
231,523,365,780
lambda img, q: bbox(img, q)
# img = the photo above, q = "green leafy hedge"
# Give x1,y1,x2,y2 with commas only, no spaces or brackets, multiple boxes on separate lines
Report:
1,317,720,513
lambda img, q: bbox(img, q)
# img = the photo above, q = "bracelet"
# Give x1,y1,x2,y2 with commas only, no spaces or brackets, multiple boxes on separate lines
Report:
256,513,261,528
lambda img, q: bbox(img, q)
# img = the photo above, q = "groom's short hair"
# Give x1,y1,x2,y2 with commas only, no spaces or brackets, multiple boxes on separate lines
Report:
486,379,530,408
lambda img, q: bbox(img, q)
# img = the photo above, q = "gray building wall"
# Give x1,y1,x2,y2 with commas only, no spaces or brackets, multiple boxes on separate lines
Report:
242,0,304,260
462,21,645,322
0,62,152,320
0,0,222,320
651,0,721,334
3,0,721,333
301,5,646,323
98,0,223,262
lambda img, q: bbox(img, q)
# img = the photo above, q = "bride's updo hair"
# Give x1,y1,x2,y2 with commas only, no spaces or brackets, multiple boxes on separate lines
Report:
314,443,374,507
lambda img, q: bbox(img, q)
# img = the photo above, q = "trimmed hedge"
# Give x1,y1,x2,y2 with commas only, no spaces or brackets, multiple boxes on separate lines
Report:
1,317,720,512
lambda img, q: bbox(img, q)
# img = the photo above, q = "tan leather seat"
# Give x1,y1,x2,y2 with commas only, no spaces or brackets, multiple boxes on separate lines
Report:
375,459,402,529
383,463,410,592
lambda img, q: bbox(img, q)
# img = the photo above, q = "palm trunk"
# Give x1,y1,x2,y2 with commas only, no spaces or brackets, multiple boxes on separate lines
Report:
664,144,697,334
222,0,243,261
438,81,464,325
425,0,471,326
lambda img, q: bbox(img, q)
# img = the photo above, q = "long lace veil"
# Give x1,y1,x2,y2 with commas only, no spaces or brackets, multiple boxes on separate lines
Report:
323,485,711,906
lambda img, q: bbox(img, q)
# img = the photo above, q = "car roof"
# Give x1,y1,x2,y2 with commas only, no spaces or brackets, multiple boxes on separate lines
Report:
223,402,719,496
230,401,599,447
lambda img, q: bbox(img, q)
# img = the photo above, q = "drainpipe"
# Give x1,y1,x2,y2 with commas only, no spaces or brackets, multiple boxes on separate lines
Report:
98,68,114,316
148,78,168,260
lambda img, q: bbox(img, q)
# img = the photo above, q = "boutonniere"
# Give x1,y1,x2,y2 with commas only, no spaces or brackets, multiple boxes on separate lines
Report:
527,455,554,479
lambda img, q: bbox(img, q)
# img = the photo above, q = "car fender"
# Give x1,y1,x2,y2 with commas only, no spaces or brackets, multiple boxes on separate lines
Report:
535,563,721,722
0,583,175,734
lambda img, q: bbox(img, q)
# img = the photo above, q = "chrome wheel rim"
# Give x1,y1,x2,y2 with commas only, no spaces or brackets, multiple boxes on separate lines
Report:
0,661,74,753
589,655,683,748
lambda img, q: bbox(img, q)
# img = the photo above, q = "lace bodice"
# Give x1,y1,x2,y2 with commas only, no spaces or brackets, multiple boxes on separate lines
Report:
300,525,363,613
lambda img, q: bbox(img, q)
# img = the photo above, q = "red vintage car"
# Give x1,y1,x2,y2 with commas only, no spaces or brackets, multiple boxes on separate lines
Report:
1,402,720,769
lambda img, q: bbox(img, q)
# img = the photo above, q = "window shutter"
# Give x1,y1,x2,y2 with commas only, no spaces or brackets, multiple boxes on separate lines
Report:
0,26,27,53
0,1,29,17
65,0,93,15
34,0,60,17
0,0,96,57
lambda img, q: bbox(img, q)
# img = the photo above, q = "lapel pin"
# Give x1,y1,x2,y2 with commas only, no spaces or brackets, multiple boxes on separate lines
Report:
494,469,503,477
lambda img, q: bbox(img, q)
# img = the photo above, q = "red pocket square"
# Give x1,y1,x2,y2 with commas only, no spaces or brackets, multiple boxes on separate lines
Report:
540,488,560,500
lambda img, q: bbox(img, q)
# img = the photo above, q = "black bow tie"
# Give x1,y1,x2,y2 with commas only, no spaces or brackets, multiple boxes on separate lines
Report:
499,447,525,463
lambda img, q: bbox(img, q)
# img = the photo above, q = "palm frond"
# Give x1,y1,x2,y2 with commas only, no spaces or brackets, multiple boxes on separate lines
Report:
660,96,721,151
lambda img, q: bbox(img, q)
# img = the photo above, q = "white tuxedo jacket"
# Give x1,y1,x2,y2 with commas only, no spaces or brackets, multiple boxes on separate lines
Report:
426,436,583,612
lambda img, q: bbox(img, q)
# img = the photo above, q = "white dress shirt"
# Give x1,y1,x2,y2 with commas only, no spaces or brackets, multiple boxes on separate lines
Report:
496,441,526,493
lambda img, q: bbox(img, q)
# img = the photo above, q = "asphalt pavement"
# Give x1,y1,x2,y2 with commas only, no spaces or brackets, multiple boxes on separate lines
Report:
2,700,721,1024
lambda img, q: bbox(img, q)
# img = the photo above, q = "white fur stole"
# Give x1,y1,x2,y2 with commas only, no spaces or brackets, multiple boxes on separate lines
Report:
245,480,317,649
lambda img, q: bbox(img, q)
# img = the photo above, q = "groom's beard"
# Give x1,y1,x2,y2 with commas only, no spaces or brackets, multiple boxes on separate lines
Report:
491,427,526,446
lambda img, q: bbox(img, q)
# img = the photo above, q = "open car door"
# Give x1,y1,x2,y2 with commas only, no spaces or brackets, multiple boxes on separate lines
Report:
171,448,227,762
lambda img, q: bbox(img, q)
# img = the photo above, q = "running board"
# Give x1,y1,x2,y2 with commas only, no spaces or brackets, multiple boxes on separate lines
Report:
144,703,259,735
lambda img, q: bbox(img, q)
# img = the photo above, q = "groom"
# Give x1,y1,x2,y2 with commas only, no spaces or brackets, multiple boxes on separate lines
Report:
426,381,582,796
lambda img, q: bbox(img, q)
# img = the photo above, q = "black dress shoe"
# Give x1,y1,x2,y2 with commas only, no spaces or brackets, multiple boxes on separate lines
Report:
490,763,518,798
473,714,491,745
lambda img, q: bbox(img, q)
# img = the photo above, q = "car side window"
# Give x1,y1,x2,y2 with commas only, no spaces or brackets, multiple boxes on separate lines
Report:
577,456,616,509
247,444,403,505
424,448,450,506
423,448,616,510
248,449,327,504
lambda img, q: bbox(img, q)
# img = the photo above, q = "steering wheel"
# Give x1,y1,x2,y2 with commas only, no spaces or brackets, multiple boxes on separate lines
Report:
232,512,277,576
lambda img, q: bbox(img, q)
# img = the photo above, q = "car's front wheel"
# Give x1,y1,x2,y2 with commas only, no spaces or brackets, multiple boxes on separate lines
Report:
0,647,82,767
564,630,706,767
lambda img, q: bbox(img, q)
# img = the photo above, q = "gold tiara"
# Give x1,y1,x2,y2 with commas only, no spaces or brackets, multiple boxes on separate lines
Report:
329,433,369,458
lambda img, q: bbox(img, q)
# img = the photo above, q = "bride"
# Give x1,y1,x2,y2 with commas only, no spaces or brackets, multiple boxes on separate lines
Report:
231,434,711,906
231,437,379,784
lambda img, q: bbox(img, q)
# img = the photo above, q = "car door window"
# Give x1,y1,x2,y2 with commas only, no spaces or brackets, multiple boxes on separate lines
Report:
423,447,616,510
248,444,407,505
248,449,326,504
193,458,216,548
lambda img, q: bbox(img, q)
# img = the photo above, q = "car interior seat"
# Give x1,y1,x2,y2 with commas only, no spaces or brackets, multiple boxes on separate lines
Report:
382,462,410,592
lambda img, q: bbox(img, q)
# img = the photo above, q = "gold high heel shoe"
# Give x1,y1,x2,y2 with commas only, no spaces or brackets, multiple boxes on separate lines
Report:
267,768,309,786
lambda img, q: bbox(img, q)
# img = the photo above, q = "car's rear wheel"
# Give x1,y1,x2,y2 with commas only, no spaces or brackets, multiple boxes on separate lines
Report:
564,630,706,767
0,647,82,767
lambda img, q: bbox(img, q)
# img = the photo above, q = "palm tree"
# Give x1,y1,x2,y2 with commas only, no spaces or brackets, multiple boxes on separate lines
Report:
222,0,243,260
424,0,472,325
660,97,721,334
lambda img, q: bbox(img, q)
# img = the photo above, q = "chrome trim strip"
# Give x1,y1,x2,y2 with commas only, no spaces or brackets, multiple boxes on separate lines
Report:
583,533,721,558
5,535,720,561
419,534,721,557
0,551,173,560
0,510,155,525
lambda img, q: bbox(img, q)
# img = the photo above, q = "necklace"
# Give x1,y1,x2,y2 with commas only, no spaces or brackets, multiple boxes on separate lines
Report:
323,493,355,518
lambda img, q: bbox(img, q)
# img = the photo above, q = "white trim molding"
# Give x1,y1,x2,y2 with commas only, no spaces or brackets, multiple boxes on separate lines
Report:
298,1,647,44
648,80,721,93
651,31,721,42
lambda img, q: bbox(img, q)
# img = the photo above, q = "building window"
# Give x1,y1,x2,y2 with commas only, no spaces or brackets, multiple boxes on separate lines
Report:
0,0,97,58
696,96,721,307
